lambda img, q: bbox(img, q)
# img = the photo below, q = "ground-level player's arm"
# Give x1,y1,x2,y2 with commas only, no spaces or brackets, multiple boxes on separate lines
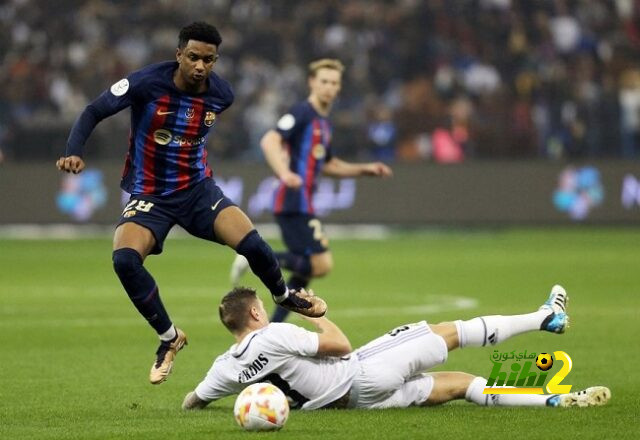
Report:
299,312,352,356
322,157,393,178
182,363,235,410
260,129,303,188
182,391,211,410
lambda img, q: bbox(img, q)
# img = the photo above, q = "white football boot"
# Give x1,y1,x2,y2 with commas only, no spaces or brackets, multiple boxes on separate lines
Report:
539,284,569,333
547,386,611,408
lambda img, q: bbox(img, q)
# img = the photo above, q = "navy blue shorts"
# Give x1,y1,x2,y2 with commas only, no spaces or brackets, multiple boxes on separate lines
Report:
117,178,236,254
275,214,329,256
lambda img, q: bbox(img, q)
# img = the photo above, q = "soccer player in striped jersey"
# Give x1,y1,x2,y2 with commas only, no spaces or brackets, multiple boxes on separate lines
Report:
55,22,326,385
230,59,392,322
183,285,610,411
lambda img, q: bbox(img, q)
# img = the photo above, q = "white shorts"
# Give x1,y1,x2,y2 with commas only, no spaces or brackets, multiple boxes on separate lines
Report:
350,321,448,409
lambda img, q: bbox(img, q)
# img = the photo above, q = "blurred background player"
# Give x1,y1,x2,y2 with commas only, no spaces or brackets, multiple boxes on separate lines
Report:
230,59,392,322
55,22,327,385
182,284,610,410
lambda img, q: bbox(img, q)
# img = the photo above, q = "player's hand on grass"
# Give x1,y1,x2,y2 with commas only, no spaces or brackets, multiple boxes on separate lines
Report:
280,170,303,188
56,155,85,174
363,162,393,178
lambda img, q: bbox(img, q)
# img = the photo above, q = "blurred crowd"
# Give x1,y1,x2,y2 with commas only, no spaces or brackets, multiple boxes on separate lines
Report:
2,0,640,163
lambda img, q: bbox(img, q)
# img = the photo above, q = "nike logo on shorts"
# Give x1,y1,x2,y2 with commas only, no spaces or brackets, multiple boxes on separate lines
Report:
211,198,224,211
157,110,175,115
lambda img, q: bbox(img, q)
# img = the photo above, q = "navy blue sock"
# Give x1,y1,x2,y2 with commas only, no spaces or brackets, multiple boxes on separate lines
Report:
235,230,287,297
271,275,309,322
112,248,172,334
275,252,312,278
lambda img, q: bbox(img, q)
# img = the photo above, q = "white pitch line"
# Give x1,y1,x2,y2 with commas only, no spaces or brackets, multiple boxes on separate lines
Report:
1,294,478,328
0,315,219,329
328,295,478,318
0,223,391,240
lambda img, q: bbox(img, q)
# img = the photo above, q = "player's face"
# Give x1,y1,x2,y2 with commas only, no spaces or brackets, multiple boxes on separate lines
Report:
309,68,342,106
176,40,218,87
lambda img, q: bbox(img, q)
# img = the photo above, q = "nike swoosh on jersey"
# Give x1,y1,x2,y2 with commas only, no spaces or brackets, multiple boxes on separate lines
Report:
211,198,224,211
157,110,175,115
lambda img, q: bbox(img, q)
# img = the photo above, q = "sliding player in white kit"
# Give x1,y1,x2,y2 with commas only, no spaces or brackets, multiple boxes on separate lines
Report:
183,285,610,410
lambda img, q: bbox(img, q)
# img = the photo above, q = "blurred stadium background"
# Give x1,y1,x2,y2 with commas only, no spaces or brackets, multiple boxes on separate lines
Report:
2,0,640,226
1,1,640,439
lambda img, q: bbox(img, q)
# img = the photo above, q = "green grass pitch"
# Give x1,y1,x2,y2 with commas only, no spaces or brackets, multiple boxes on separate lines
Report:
1,228,639,439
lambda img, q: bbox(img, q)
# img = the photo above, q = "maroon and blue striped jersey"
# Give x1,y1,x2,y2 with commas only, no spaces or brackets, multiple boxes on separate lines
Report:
66,61,234,195
272,101,333,215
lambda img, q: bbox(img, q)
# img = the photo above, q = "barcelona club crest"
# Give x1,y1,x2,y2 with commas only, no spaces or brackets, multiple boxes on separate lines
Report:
204,111,216,127
312,143,326,159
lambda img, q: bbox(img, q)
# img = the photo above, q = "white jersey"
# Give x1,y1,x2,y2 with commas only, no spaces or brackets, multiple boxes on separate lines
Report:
194,323,358,410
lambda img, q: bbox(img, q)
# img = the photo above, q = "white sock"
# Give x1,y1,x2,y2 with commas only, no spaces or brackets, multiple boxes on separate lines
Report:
159,325,177,341
465,377,550,407
273,289,290,303
455,310,549,347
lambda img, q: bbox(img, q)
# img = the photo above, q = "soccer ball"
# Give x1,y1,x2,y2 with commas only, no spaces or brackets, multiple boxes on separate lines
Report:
233,383,289,431
536,353,554,371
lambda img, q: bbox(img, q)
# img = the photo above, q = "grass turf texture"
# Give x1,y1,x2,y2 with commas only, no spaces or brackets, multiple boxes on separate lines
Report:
1,228,639,439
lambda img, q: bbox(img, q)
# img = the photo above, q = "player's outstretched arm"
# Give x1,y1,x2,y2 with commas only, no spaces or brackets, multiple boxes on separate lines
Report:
56,155,86,174
260,129,302,188
300,309,352,356
360,161,393,177
59,77,136,174
323,157,393,178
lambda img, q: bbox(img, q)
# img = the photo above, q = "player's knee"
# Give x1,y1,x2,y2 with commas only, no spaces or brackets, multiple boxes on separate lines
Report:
312,263,332,277
112,248,143,277
311,253,333,277
430,322,459,351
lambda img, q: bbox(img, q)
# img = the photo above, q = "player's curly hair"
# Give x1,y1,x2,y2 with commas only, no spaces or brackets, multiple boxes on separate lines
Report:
219,287,259,333
178,22,222,48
